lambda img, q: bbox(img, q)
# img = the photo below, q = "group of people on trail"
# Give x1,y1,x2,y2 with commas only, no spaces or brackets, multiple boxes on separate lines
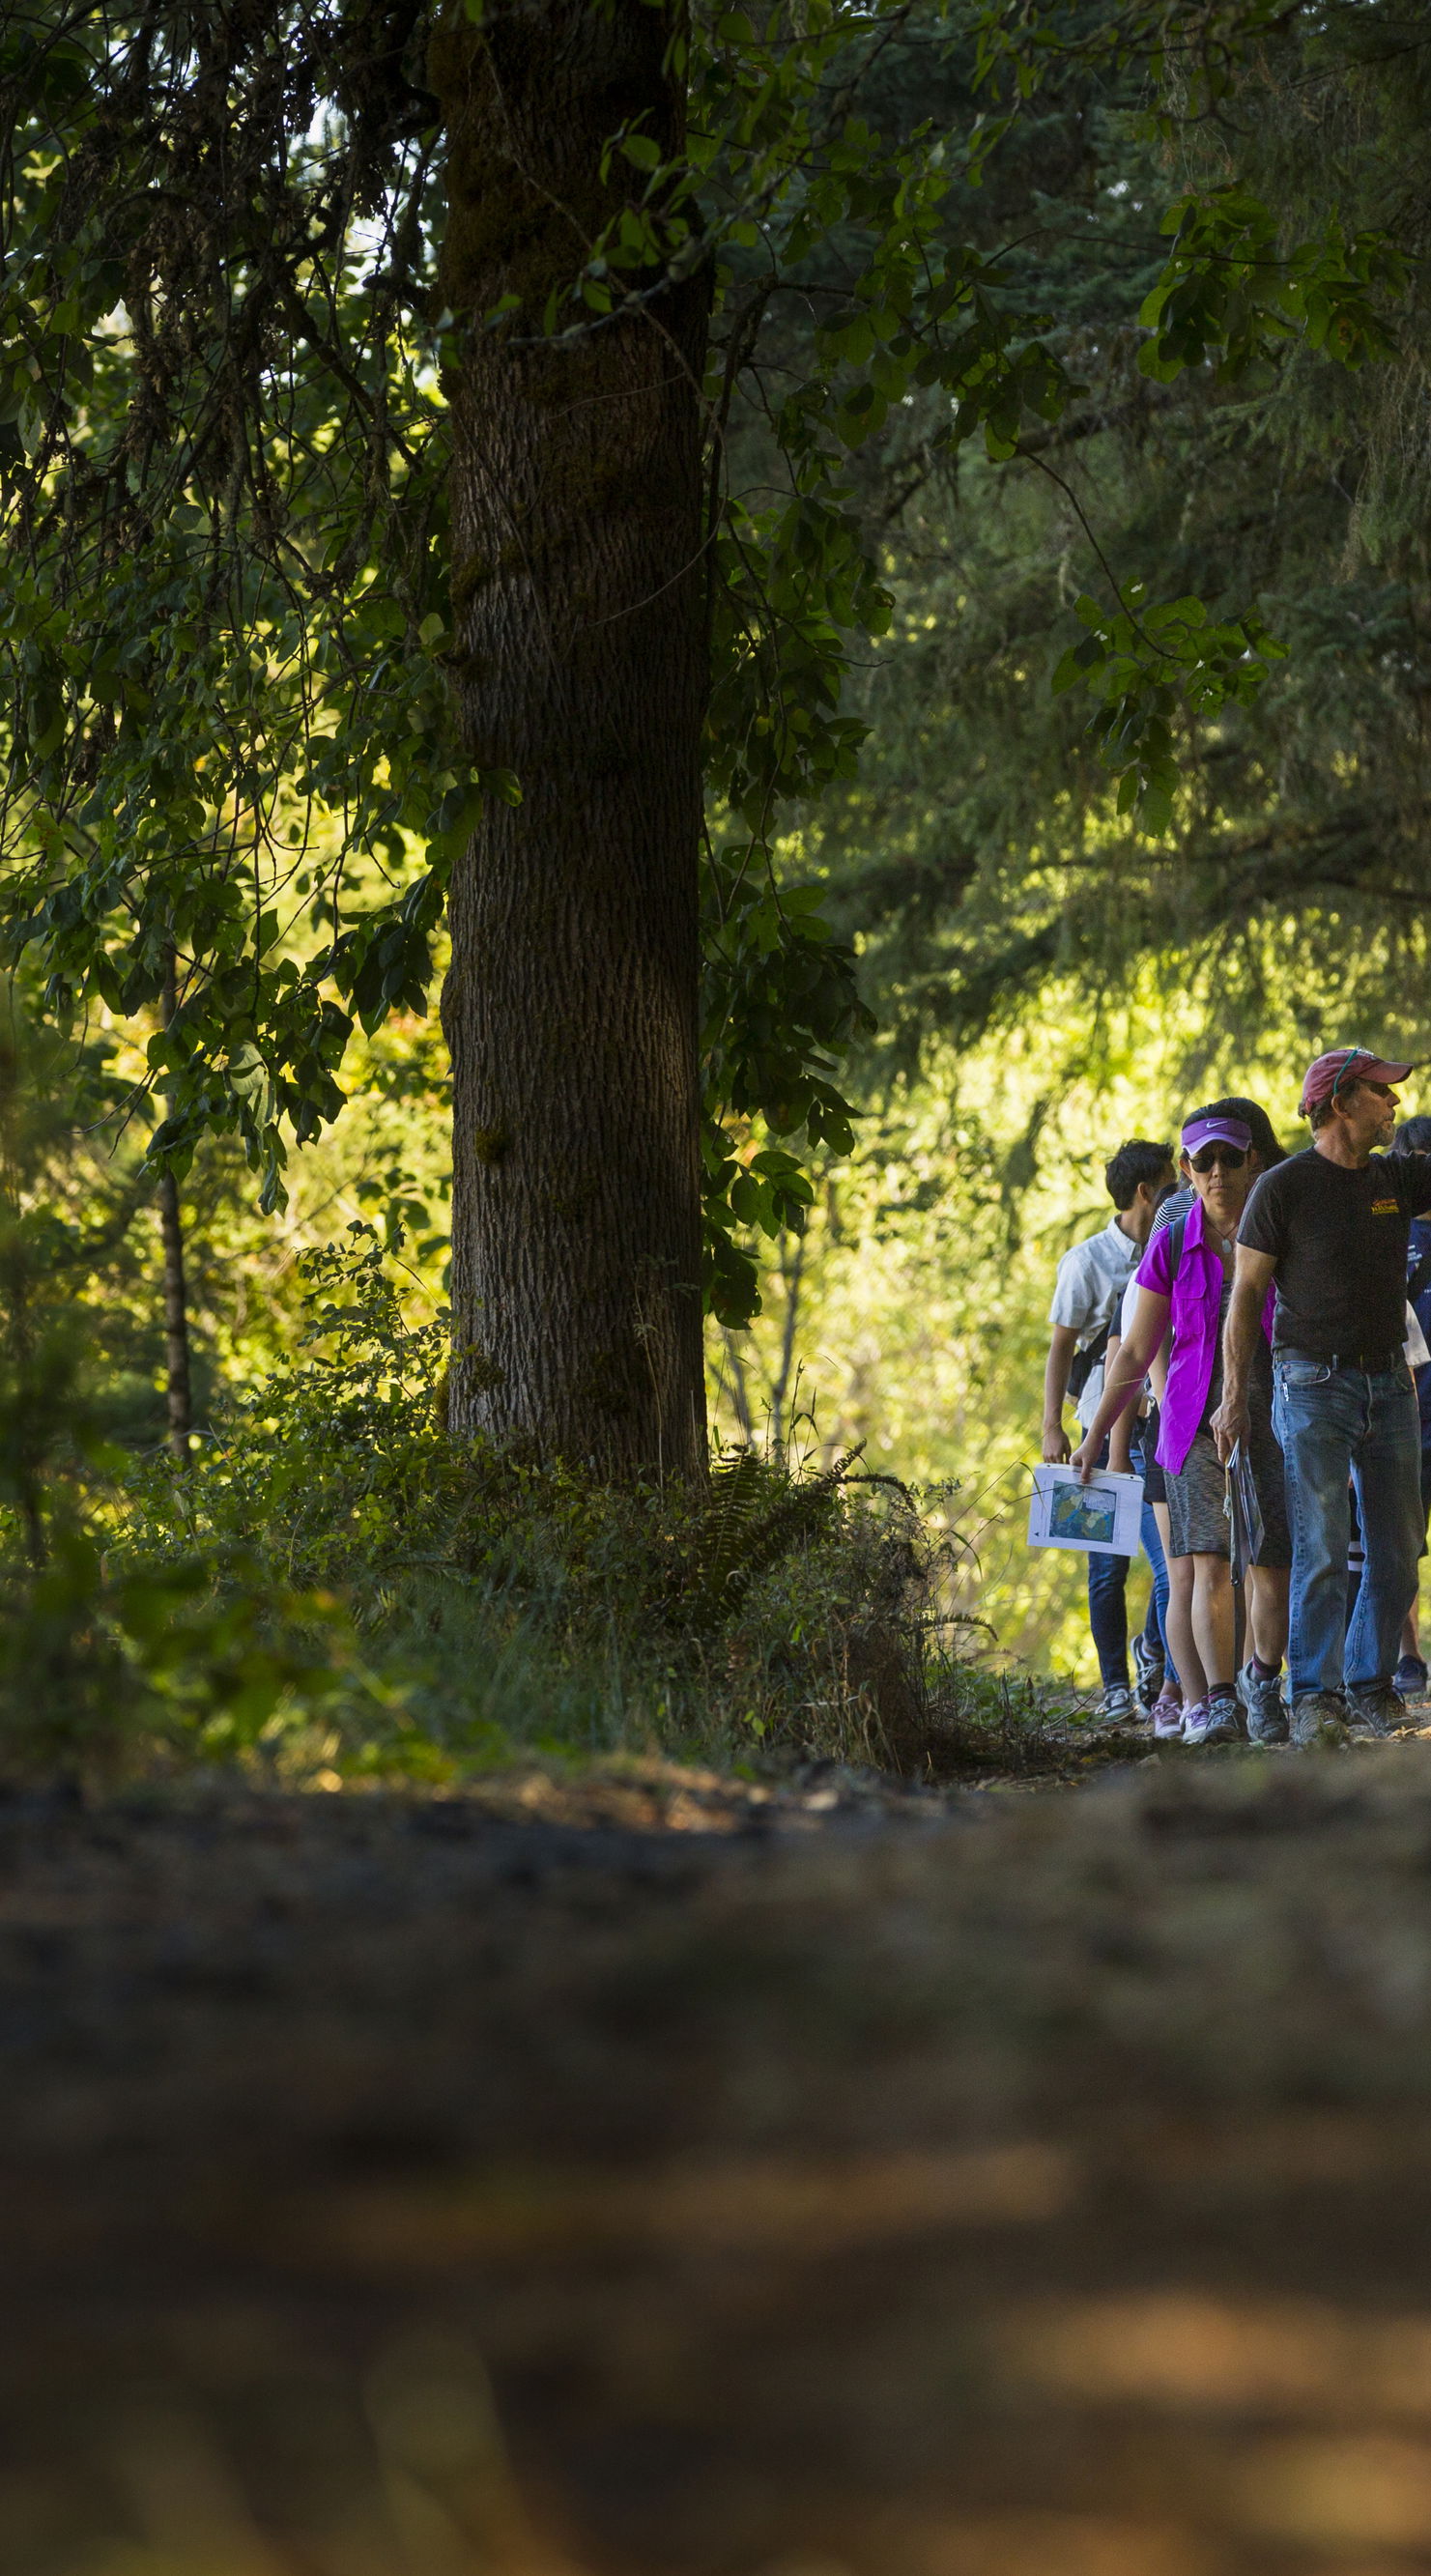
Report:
1042,1046,1431,1749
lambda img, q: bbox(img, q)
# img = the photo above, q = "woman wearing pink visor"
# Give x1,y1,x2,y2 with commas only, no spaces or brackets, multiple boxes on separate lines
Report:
1073,1108,1290,1745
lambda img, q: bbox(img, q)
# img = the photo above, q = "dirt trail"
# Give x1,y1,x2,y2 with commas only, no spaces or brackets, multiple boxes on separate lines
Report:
8,1751,1431,2576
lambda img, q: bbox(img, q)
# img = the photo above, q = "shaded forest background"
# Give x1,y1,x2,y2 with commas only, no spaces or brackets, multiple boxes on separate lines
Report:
4,0,1431,1740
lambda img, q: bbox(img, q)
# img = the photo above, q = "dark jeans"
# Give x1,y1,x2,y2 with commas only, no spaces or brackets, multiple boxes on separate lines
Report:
1273,1354,1423,1700
1131,1436,1172,1672
1087,1545,1130,1691
1085,1439,1168,1690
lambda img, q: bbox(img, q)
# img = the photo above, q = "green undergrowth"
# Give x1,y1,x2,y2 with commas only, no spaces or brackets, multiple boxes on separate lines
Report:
1,1131,1077,1784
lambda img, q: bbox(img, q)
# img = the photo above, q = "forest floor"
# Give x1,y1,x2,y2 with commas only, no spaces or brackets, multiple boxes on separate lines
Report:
11,1735,1431,2576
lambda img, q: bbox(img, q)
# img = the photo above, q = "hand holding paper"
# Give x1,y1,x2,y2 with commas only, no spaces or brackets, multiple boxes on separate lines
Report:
1028,1465,1144,1558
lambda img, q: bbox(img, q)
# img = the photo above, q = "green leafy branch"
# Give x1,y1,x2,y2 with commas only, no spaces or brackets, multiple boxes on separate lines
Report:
701,851,873,1326
1053,587,1288,835
1140,187,1408,382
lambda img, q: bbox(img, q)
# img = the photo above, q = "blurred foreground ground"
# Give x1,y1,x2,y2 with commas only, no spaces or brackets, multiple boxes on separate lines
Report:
8,1751,1431,2574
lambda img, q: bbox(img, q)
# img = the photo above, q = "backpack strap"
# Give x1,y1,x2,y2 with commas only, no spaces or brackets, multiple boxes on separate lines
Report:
1066,1311,1113,1400
1164,1211,1188,1281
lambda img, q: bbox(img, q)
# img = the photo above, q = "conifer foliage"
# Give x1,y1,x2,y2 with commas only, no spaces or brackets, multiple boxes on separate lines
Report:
805,5,1429,1059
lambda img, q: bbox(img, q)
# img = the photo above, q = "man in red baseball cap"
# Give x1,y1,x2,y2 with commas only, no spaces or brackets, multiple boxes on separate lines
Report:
1213,1044,1430,1744
1298,1046,1415,1118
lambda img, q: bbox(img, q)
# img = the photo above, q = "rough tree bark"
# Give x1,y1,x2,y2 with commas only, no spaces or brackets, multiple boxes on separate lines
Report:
429,0,710,1480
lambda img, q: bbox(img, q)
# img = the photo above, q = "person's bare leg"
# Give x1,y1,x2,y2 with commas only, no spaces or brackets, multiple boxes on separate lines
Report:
1151,1501,1178,1692
1164,1554,1206,1706
1248,1564,1289,1669
1190,1553,1236,1690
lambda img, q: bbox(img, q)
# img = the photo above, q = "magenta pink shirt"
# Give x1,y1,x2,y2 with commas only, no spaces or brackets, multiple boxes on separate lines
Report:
1136,1197,1274,1474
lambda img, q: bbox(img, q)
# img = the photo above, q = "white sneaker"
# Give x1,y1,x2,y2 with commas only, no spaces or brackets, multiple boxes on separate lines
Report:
1150,1682,1185,1739
1184,1695,1245,1747
1100,1684,1135,1722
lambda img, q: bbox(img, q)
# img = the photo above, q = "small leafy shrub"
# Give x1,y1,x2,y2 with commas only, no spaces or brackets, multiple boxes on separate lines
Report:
0,1171,1053,1782
100,1226,1029,1779
0,1038,377,1778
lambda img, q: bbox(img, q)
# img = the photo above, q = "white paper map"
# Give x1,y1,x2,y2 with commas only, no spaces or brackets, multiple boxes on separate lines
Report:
1027,1465,1144,1559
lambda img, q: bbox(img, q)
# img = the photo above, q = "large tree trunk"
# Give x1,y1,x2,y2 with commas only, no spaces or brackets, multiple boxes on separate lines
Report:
430,0,710,1479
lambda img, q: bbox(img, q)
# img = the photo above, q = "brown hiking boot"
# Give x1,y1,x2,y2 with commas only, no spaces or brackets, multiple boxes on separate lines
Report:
1290,1693,1350,1749
1347,1685,1405,1739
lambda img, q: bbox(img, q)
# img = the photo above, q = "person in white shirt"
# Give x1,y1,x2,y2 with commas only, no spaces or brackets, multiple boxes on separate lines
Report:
1043,1138,1176,1719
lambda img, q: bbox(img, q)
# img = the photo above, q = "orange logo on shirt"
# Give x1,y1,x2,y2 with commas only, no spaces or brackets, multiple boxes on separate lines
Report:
1371,1198,1399,1215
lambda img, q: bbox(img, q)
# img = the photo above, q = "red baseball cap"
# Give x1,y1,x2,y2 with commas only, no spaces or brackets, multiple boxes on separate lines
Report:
1299,1045,1414,1115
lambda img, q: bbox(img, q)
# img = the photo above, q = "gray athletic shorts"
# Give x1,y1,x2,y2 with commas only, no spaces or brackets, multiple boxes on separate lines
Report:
1165,1415,1292,1567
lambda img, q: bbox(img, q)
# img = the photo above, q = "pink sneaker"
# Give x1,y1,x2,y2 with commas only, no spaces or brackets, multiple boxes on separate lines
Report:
1178,1699,1210,1745
1151,1682,1185,1740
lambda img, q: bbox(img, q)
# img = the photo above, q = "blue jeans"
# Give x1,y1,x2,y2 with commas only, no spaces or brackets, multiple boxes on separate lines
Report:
1272,1354,1423,1700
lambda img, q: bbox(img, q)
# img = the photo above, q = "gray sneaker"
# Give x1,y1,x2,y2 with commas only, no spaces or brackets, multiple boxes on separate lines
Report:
1236,1660,1290,1745
1347,1684,1405,1739
1290,1692,1350,1748
1131,1632,1165,1714
1100,1684,1136,1723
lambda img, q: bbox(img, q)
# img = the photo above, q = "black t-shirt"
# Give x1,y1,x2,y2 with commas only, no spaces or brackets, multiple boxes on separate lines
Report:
1239,1148,1431,1356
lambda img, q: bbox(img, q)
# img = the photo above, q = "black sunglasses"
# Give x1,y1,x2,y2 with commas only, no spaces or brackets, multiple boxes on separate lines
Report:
1188,1145,1248,1174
